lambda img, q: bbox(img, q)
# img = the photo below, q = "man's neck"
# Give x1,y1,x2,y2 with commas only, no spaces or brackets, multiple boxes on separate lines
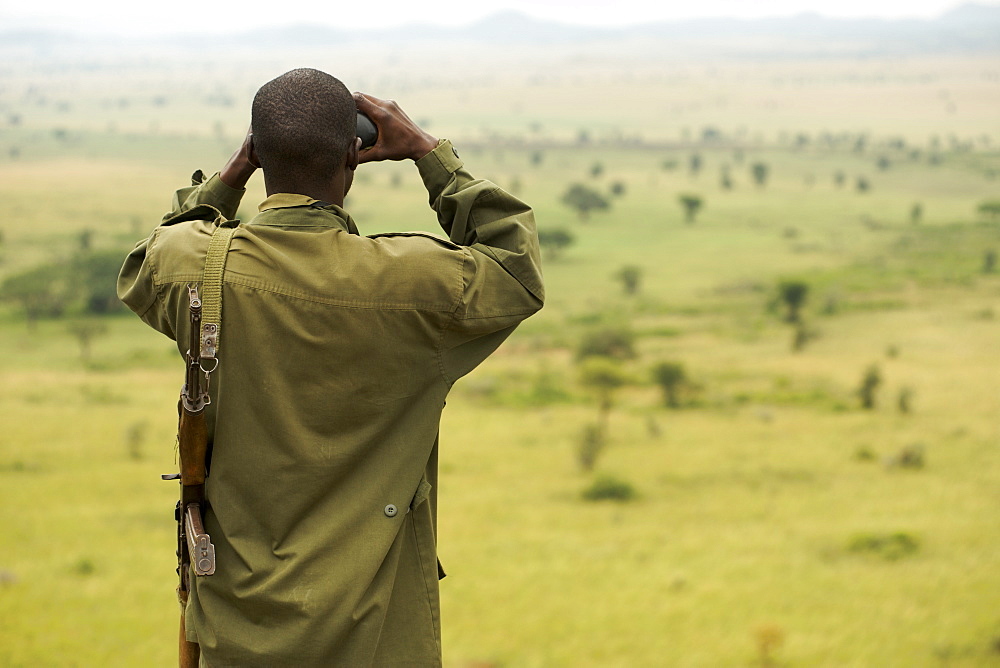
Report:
264,174,346,207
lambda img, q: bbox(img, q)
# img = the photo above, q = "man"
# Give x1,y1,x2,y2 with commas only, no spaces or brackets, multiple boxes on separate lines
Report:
118,68,543,666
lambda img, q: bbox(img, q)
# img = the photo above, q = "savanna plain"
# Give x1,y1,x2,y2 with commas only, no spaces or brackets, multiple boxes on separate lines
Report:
0,42,998,666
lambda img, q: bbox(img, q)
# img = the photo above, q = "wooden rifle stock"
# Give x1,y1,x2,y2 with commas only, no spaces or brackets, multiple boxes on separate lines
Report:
164,285,216,668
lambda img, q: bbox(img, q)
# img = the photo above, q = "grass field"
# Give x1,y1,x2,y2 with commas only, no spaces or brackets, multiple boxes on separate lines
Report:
0,44,998,666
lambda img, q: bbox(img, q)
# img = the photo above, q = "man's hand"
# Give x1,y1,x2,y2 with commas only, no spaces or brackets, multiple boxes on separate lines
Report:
354,93,439,163
220,126,259,189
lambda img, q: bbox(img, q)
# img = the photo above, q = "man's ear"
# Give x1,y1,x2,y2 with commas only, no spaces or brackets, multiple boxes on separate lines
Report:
346,137,361,171
248,133,261,169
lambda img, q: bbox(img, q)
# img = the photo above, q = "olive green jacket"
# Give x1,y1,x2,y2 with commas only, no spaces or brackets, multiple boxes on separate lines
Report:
118,140,543,666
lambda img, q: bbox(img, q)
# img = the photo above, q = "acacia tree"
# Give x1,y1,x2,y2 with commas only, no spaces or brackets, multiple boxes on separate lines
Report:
651,361,687,408
1,264,72,329
678,194,703,223
73,249,129,315
978,200,1000,220
577,326,636,362
575,328,635,471
537,227,575,261
858,364,882,410
689,153,702,177
751,162,769,188
778,280,809,323
615,265,643,295
579,356,630,455
67,319,108,363
561,183,610,221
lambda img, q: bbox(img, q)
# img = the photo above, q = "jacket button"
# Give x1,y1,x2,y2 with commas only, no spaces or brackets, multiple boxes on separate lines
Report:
384,504,398,517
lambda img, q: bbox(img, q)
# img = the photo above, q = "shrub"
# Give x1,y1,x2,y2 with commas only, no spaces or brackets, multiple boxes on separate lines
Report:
854,446,877,462
582,474,637,502
847,531,920,560
886,443,925,470
577,327,636,361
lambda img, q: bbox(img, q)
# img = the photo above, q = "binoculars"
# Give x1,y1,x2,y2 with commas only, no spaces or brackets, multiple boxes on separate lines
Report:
357,112,378,150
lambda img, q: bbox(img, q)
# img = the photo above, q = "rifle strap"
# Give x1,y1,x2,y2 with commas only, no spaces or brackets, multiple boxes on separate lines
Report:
199,220,239,363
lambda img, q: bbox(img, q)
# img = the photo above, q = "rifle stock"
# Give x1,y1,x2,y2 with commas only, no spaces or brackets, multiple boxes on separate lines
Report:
164,285,217,668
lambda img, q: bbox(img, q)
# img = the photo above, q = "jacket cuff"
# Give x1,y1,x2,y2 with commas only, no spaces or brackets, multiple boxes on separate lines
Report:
417,140,463,202
196,172,246,220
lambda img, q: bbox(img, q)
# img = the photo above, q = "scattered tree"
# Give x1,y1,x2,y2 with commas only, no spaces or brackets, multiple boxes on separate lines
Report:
67,319,108,363
590,162,604,178
609,181,626,197
688,153,702,177
579,356,630,436
791,321,819,352
73,249,129,315
983,250,997,274
833,170,846,188
777,280,809,323
857,364,882,410
856,176,871,193
750,162,769,188
577,424,604,472
720,166,733,190
978,200,1000,220
615,265,643,295
537,227,575,261
651,361,687,408
78,228,93,252
678,193,703,223
1,264,71,328
910,202,923,224
577,326,635,361
561,183,609,221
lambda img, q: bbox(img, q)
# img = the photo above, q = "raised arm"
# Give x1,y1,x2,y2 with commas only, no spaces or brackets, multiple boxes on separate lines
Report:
354,92,544,382
118,131,256,336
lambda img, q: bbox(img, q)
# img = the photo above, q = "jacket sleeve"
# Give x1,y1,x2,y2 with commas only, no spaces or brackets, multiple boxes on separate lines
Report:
117,171,246,340
416,140,545,383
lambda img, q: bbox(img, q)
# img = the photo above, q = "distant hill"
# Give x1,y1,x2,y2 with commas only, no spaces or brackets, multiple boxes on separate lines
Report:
2,3,999,56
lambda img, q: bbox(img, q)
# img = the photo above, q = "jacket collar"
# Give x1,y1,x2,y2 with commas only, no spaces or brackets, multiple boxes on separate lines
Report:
252,193,359,234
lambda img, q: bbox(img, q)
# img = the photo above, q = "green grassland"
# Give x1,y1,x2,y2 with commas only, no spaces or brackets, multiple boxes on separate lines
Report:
0,48,999,666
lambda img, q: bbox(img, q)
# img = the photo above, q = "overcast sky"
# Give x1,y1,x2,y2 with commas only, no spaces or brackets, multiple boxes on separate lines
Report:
1,0,994,35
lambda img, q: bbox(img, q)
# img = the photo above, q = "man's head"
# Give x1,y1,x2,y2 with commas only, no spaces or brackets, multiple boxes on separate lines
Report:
251,68,358,196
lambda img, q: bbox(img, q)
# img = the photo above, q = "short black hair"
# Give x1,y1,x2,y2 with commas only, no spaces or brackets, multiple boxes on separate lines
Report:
251,68,355,185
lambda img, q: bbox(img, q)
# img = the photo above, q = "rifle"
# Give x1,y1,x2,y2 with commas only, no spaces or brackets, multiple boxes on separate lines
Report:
162,285,217,668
